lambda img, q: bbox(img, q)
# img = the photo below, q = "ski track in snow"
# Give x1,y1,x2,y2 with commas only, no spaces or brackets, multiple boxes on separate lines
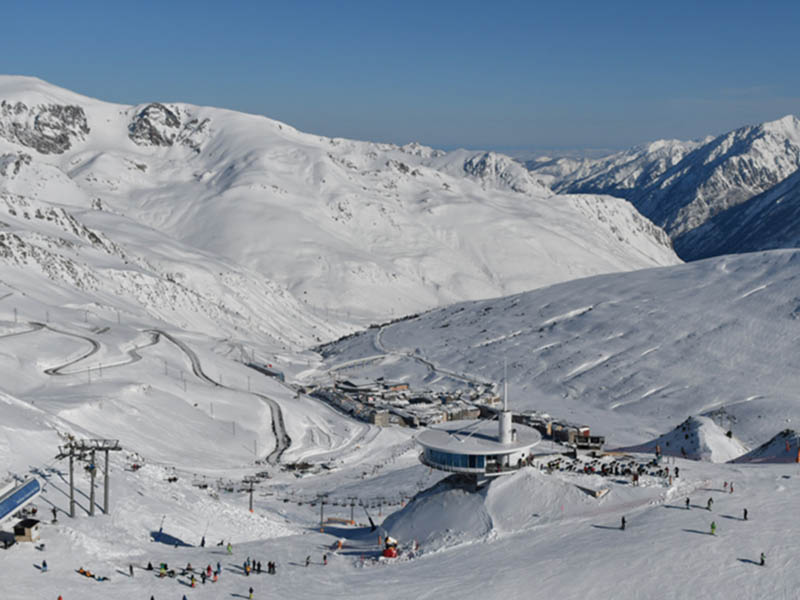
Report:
0,322,293,464
738,284,768,299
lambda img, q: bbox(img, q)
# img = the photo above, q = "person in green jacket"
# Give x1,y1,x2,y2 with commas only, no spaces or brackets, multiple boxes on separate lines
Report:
710,521,716,535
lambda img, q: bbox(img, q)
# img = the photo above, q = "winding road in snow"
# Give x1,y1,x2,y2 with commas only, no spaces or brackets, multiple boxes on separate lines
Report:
376,325,492,389
36,323,101,376
326,325,491,391
145,329,291,464
0,320,291,465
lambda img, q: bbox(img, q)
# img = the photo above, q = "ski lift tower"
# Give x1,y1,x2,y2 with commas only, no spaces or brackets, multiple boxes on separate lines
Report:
56,438,122,517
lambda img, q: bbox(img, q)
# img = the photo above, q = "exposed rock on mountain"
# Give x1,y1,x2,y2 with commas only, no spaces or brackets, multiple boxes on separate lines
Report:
128,102,210,151
0,100,89,154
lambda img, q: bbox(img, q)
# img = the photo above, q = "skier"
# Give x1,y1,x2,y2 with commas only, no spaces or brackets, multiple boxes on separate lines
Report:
41,559,47,573
710,521,716,536
621,516,626,531
51,507,57,523
201,572,207,585
249,586,254,600
227,542,233,555
217,561,221,575
760,552,765,566
305,555,310,567
201,535,205,547
707,497,713,511
129,563,133,577
323,554,328,565
743,508,748,521
675,467,679,478
685,497,690,510
256,560,261,574
147,561,153,571
190,574,196,588
730,482,734,494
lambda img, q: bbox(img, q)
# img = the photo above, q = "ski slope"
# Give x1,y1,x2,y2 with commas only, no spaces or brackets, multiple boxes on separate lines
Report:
319,250,800,448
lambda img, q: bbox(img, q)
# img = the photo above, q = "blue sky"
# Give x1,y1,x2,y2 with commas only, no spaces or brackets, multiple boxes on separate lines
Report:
5,0,799,151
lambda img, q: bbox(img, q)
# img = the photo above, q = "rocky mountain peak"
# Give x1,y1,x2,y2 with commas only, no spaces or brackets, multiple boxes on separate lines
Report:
128,102,210,152
0,100,90,154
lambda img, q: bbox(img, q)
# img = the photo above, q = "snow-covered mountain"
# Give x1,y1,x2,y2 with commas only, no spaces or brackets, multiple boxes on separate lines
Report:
8,75,800,600
319,250,800,447
0,75,678,332
529,116,800,260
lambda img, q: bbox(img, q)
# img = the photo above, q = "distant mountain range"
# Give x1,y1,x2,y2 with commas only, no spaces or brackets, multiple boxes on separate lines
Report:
528,116,800,260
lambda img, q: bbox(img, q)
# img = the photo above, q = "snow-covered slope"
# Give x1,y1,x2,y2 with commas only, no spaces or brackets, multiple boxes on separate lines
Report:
733,429,800,464
530,116,800,261
614,416,749,463
320,250,800,447
0,75,678,326
677,168,800,259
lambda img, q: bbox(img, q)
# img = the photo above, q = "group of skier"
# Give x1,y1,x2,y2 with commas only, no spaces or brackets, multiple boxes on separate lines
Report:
618,483,764,567
241,556,276,575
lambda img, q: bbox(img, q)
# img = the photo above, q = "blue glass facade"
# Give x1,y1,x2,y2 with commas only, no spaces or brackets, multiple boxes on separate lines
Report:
424,448,485,470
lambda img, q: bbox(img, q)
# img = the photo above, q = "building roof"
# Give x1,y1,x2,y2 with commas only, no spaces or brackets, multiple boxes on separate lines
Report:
416,418,541,456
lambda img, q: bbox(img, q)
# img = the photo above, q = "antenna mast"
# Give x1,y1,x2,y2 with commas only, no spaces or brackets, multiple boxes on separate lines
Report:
504,359,508,411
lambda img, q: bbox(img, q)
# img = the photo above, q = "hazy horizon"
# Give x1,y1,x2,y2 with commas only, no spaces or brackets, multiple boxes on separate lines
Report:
6,0,799,152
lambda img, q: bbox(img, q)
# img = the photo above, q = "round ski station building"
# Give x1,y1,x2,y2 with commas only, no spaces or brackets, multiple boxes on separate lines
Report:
417,406,541,478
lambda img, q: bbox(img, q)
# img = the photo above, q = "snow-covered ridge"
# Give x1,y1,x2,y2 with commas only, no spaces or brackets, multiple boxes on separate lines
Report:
0,75,678,326
529,116,800,260
320,250,800,446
